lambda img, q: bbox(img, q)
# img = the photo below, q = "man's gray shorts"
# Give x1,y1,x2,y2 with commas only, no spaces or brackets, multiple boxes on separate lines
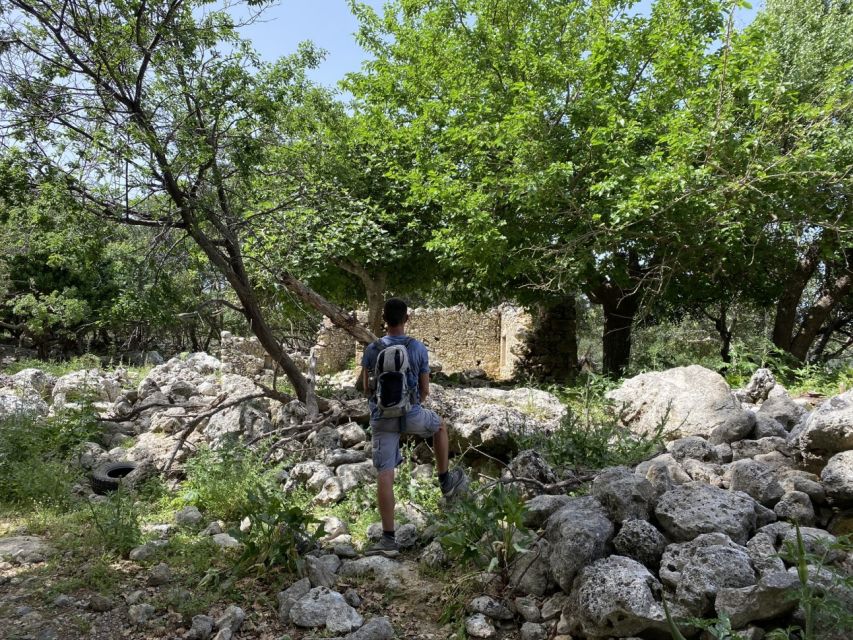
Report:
371,406,442,472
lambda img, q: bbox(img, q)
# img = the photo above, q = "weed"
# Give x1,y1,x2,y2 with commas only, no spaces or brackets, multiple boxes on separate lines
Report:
524,376,664,470
437,484,530,580
181,443,282,522
767,526,853,640
0,404,102,508
86,488,142,557
233,484,324,577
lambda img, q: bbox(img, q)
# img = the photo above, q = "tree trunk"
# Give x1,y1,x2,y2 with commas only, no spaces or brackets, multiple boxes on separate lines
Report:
789,268,853,361
772,244,820,353
337,260,387,337
773,245,852,361
706,303,734,364
589,282,639,378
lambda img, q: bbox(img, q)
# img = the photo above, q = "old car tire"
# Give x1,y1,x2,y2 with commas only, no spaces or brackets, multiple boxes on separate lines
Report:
91,461,138,495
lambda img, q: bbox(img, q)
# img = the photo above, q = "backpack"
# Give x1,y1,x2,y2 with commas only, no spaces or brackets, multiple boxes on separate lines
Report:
370,338,416,427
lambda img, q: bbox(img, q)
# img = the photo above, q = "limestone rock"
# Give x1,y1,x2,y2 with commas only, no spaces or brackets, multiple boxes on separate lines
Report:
655,483,758,544
465,613,496,638
544,497,614,592
0,536,50,564
175,506,204,527
419,540,448,569
795,390,853,469
509,540,552,596
468,595,513,621
635,454,692,496
715,571,799,628
591,466,657,523
659,533,756,616
336,461,377,493
740,368,776,404
523,494,571,529
774,490,815,525
339,556,409,590
606,365,753,441
344,616,395,640
821,450,853,506
277,578,311,621
723,459,784,506
753,413,789,439
290,586,363,633
759,394,806,430
667,436,720,463
501,450,559,499
566,555,665,638
613,519,668,570
286,461,334,493
215,605,245,635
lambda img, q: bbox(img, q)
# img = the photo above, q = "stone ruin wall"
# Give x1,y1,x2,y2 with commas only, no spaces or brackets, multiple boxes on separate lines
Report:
314,305,532,380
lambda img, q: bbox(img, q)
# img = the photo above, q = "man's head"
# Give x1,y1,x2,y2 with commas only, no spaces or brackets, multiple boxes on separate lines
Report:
382,297,408,328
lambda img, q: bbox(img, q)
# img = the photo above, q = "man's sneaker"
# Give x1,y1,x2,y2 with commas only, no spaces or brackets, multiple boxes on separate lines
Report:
440,467,470,501
364,537,400,558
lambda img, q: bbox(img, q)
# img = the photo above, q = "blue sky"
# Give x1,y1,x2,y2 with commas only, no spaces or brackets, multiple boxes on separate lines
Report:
236,0,763,89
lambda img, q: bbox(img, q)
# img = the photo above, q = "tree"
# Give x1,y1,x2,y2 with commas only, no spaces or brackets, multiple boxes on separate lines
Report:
346,0,755,377
0,0,376,400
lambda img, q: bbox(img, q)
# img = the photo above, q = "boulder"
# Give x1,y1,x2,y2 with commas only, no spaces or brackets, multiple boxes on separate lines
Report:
659,533,756,616
544,497,614,592
523,494,571,529
286,462,334,493
723,459,784,506
289,586,363,633
635,454,692,496
509,540,552,596
774,491,815,526
606,365,753,442
344,616,395,640
821,450,853,506
11,368,56,397
465,613,496,638
758,394,806,431
715,571,799,628
612,519,668,570
0,392,48,418
204,402,271,445
52,369,120,407
277,578,311,621
0,536,50,564
655,483,758,544
566,556,665,638
667,436,719,463
591,466,657,523
336,461,377,493
501,450,559,499
794,390,853,469
753,414,789,439
432,385,565,457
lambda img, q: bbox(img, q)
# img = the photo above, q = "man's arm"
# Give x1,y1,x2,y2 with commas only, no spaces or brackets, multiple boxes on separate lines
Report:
419,371,430,404
362,367,371,398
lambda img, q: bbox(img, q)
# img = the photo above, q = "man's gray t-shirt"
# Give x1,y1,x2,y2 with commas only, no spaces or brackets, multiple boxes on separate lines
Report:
361,335,429,422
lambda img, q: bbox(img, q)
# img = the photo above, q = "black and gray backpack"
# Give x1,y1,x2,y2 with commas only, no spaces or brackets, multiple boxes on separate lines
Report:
370,338,416,427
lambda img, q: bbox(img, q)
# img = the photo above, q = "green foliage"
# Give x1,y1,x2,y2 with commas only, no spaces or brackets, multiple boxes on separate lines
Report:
528,376,665,470
233,484,324,577
437,484,530,579
0,404,102,508
85,488,142,557
181,444,281,522
767,526,853,640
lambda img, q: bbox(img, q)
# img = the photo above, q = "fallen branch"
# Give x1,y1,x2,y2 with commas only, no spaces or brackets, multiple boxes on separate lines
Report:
161,391,266,474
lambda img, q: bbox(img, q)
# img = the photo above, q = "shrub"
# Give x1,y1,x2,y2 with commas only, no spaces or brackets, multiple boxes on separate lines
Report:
0,404,101,508
181,443,280,522
437,484,530,580
86,488,142,557
527,376,665,470
233,484,324,576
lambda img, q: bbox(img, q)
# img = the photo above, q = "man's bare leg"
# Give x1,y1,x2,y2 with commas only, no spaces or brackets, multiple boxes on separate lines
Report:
434,421,449,475
377,469,396,532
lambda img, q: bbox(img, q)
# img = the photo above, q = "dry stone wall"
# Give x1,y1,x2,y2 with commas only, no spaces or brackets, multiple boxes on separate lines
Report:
314,305,531,380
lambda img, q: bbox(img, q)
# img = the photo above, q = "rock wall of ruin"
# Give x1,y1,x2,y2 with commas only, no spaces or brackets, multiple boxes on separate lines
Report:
314,305,531,380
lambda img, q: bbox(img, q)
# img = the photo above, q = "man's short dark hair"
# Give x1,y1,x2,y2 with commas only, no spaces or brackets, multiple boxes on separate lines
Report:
383,298,408,327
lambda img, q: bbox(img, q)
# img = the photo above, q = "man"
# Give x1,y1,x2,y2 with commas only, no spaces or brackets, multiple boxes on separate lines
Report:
362,297,468,557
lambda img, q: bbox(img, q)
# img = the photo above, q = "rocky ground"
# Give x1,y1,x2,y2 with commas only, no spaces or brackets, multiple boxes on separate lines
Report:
0,352,852,639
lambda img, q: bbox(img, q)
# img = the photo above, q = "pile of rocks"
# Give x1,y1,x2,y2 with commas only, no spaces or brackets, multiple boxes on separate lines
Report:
463,366,852,640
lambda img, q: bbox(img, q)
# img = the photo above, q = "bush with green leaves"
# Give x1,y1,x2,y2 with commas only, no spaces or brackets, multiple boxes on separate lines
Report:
181,443,281,522
86,487,142,557
0,403,103,508
437,484,530,580
527,376,664,471
233,484,324,577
